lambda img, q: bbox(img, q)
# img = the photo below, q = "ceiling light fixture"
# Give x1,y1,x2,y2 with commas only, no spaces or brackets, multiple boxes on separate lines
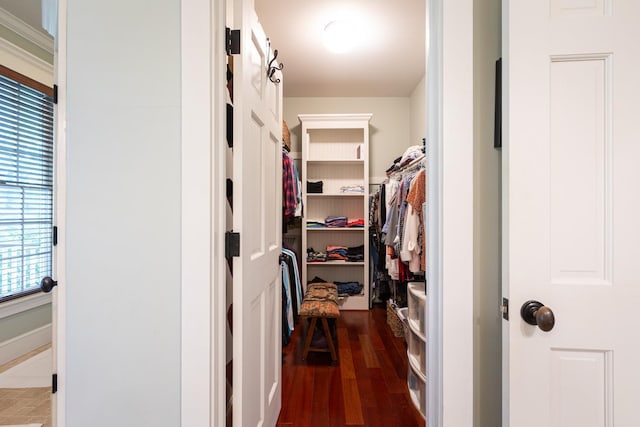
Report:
323,20,357,54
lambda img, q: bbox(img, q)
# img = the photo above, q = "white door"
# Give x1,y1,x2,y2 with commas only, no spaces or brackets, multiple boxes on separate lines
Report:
232,1,283,426
505,0,640,425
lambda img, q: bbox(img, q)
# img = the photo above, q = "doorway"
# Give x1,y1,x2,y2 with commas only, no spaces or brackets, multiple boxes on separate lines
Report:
225,0,430,425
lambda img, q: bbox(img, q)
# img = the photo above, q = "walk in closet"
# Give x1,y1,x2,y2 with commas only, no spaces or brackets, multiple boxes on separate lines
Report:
234,1,428,425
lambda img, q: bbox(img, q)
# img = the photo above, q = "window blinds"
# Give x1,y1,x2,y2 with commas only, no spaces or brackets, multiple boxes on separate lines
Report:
0,72,54,300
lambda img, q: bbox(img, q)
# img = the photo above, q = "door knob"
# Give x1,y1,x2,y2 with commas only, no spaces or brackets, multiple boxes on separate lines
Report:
520,300,555,332
40,276,58,293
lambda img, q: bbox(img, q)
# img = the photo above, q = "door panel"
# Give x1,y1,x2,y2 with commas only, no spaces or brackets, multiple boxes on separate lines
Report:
232,1,283,425
506,0,640,425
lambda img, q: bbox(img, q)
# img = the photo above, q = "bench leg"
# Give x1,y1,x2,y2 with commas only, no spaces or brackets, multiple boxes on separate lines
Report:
321,317,338,361
302,317,317,360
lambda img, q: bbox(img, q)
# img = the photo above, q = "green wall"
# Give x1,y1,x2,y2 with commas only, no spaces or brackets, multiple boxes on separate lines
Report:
0,303,52,343
65,0,182,425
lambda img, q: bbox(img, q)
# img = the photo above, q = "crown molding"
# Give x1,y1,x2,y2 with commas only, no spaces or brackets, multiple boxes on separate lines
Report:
0,7,53,54
0,37,53,85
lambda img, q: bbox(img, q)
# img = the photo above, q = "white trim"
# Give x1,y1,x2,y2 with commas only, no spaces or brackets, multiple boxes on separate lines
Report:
297,113,373,122
440,0,475,426
181,0,219,425
0,292,52,320
0,7,54,54
501,1,511,425
54,0,68,425
426,1,443,426
0,323,51,366
0,37,53,86
212,0,228,425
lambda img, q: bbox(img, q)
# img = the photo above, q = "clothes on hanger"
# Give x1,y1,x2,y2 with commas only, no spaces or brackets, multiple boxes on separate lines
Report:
370,144,426,292
281,248,303,346
283,148,301,223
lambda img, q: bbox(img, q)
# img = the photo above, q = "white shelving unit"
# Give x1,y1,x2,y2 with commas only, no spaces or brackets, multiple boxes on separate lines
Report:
407,281,426,417
299,113,372,310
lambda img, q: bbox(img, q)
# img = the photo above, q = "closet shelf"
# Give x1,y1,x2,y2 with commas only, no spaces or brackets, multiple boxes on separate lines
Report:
307,159,364,165
306,193,365,197
306,227,365,231
305,260,365,266
300,113,372,311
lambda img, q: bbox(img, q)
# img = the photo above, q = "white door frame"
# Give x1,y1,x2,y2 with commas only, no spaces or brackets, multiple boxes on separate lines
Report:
427,0,475,426
180,0,212,425
426,0,443,425
174,0,478,425
183,0,478,424
180,0,228,426
54,0,226,425
54,1,67,425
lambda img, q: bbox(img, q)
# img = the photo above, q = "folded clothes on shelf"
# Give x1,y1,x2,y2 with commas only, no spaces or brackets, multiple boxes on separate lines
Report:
307,276,363,296
306,220,326,228
346,244,365,262
340,185,365,194
307,180,323,193
325,216,348,227
326,245,348,261
306,247,327,262
335,281,363,296
347,218,364,227
347,245,364,262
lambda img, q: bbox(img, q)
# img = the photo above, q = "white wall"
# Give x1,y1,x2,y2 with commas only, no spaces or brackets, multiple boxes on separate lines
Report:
284,97,413,183
65,1,181,425
410,76,426,146
473,0,502,425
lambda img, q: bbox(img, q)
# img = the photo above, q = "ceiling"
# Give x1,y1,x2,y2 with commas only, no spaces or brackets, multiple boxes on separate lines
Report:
255,0,425,97
0,0,425,98
0,0,42,29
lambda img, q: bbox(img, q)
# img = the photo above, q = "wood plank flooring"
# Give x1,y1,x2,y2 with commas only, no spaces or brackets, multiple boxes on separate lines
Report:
277,307,425,427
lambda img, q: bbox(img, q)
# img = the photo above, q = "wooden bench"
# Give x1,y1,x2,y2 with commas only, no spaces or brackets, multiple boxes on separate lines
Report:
299,282,340,361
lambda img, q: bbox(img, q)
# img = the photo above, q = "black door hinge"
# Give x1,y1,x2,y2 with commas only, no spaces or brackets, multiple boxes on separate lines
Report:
226,28,241,55
53,84,58,104
52,373,57,393
225,232,240,257
501,297,509,320
53,226,58,246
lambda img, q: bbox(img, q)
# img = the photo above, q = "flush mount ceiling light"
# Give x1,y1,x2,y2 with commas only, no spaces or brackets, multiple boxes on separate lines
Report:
323,20,358,54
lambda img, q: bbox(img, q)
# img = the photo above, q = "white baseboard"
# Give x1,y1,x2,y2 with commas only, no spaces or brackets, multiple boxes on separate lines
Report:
0,324,52,366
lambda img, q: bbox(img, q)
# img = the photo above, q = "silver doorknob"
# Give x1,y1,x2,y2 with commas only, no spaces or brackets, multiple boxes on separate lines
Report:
520,300,555,332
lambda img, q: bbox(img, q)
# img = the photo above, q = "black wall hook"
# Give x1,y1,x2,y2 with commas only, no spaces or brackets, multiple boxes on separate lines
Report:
267,48,284,84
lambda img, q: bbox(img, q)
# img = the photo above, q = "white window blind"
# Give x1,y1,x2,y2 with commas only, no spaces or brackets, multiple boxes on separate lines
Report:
0,66,54,301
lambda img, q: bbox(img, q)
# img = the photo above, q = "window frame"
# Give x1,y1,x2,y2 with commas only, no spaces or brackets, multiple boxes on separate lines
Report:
0,64,54,303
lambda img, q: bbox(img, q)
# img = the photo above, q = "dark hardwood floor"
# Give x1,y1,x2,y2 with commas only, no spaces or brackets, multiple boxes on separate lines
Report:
277,307,425,427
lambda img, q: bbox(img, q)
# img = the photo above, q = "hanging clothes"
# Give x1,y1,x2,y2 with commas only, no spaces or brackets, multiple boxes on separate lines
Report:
282,148,302,224
403,169,426,272
372,144,427,286
282,247,302,314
